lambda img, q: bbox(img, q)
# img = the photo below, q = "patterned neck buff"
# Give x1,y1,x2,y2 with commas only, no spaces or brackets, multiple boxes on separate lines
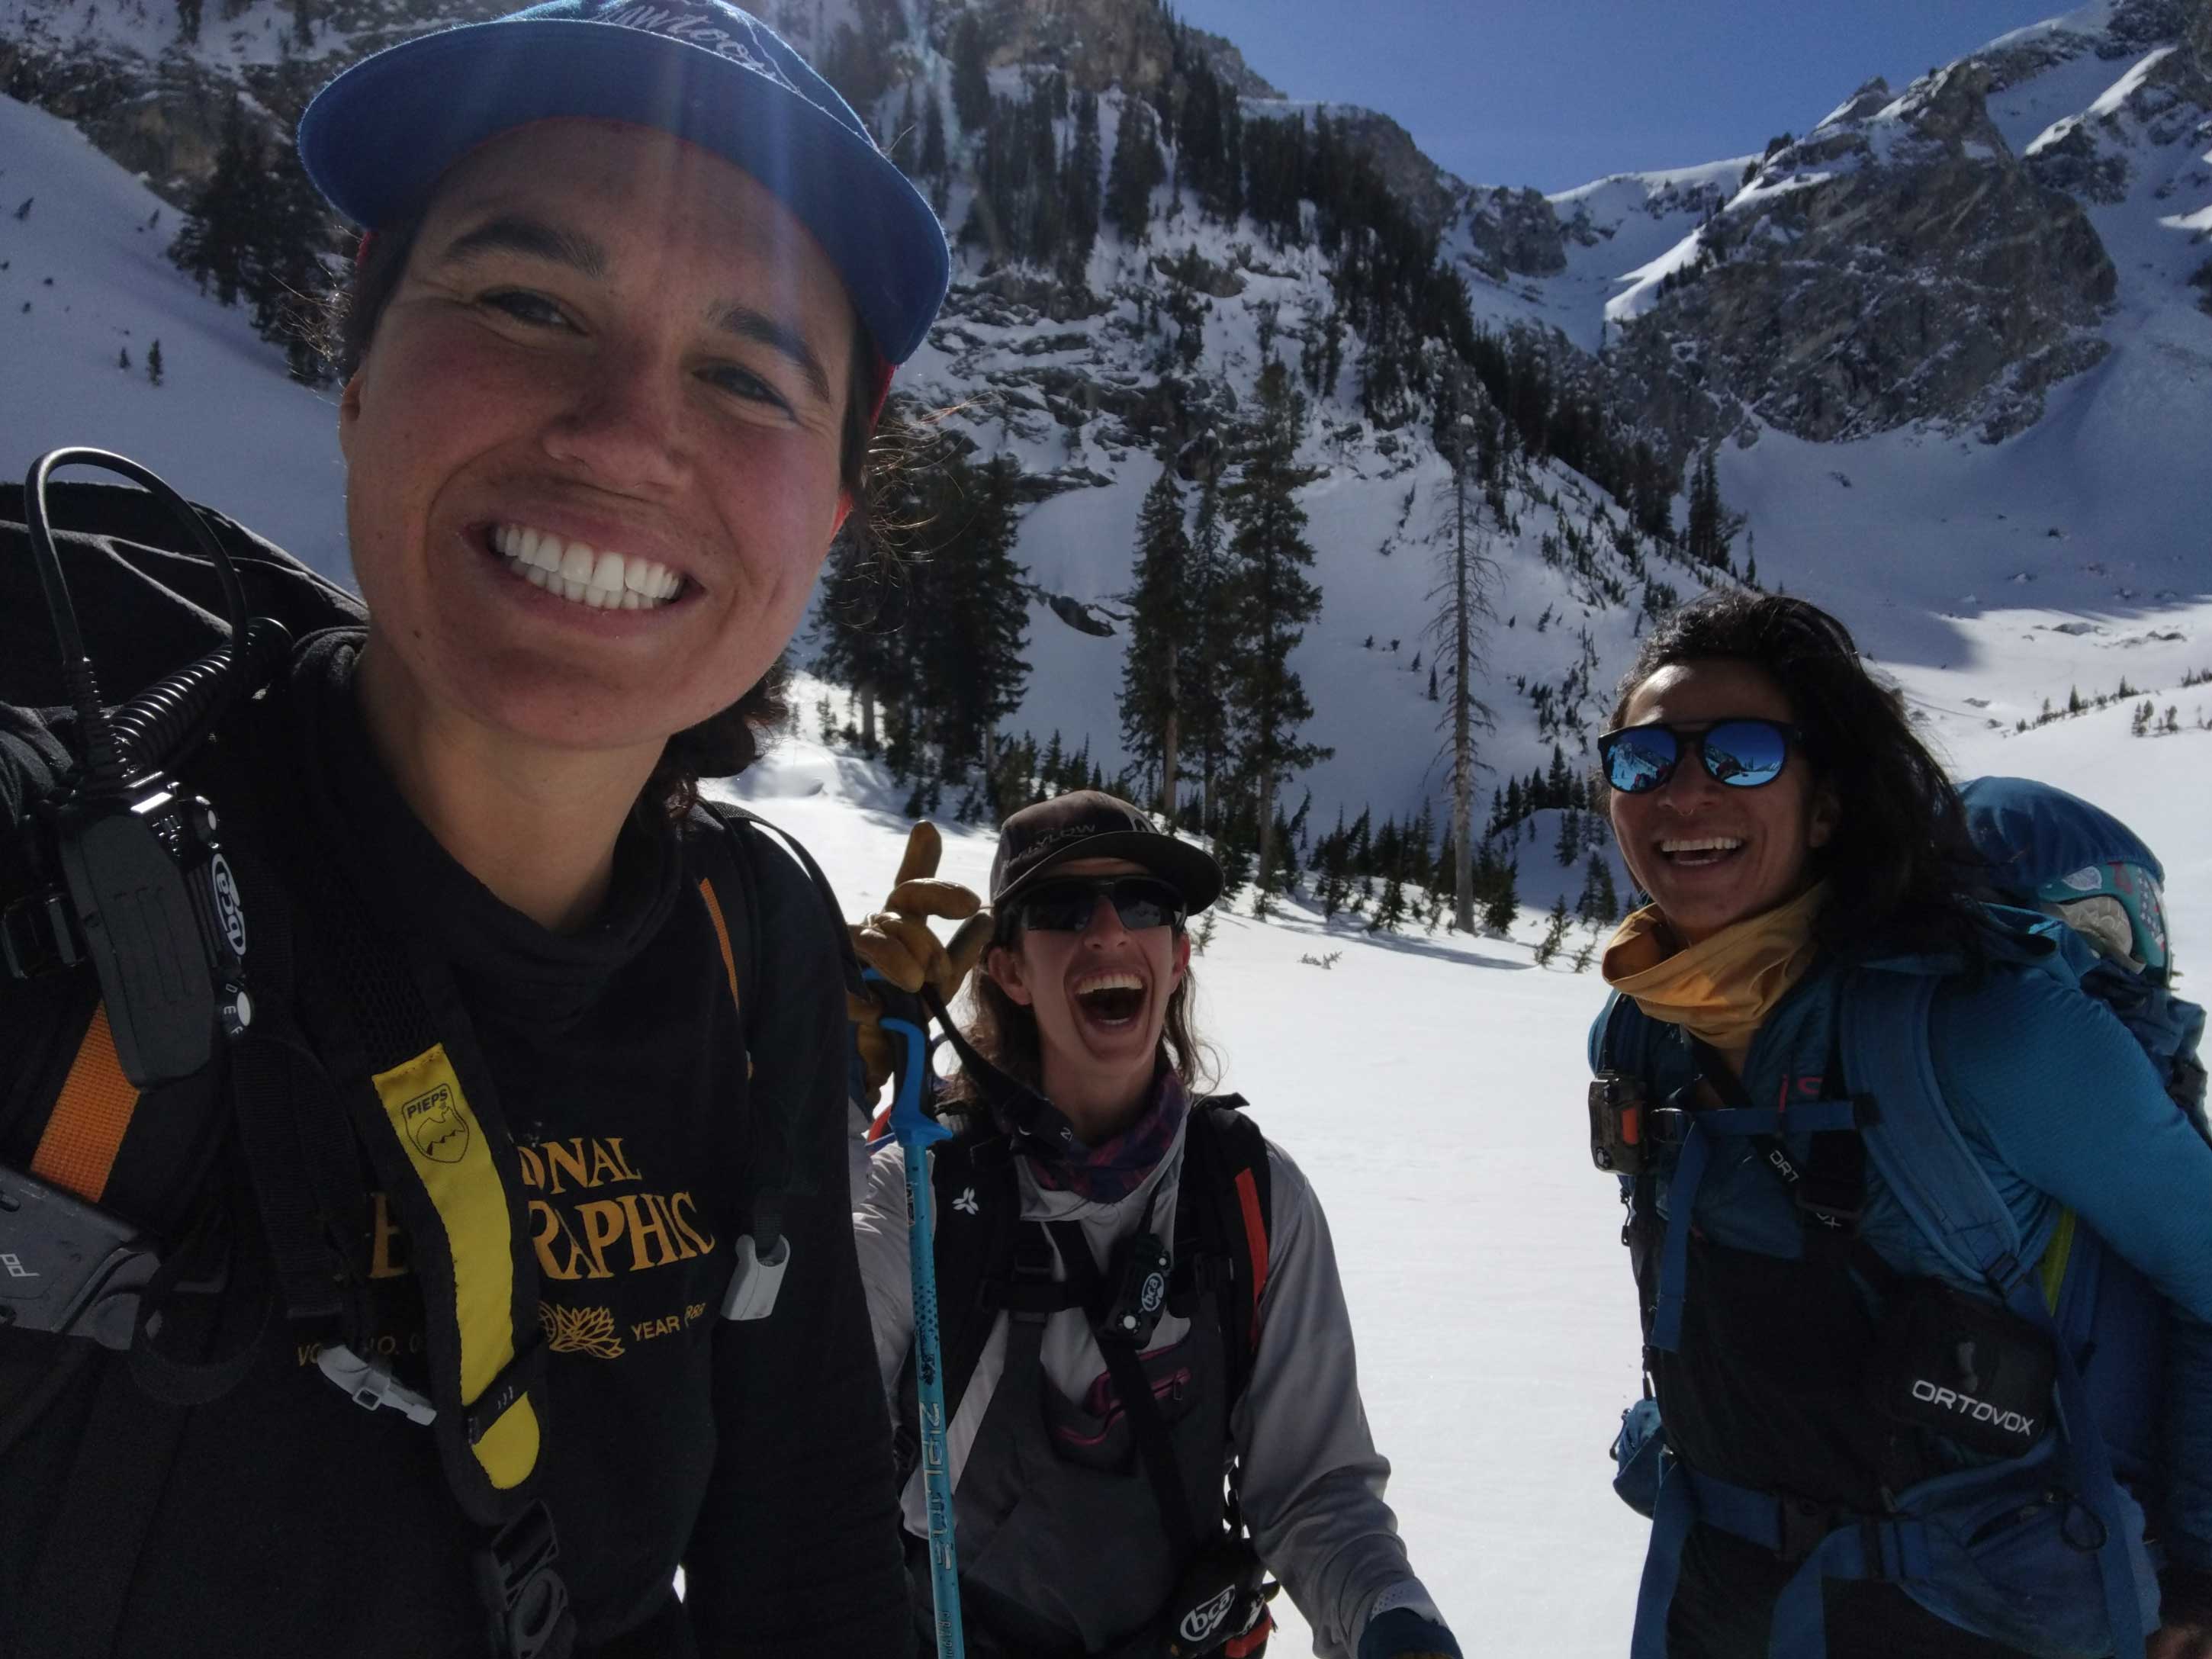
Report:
1024,1069,1191,1206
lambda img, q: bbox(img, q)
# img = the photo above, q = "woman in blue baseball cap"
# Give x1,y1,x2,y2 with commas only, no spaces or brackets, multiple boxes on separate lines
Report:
0,5,945,1655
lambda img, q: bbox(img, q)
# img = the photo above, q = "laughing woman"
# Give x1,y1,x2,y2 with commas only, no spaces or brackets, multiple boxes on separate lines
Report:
850,791,1462,1659
1590,593,2212,1659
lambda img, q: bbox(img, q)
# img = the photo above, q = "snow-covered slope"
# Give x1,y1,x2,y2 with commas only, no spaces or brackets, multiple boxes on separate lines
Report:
0,95,349,574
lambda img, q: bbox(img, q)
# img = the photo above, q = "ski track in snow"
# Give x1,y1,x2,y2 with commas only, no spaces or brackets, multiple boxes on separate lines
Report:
5,0,2211,1642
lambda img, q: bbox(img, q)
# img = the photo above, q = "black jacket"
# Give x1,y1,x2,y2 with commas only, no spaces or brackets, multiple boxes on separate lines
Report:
0,494,911,1657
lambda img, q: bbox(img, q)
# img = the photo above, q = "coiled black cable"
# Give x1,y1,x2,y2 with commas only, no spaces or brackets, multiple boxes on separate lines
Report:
21,448,268,790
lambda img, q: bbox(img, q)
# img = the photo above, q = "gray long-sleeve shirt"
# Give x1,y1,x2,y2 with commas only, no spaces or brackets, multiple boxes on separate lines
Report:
853,1117,1448,1657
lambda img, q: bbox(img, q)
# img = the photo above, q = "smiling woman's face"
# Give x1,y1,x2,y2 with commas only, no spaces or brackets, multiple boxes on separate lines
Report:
338,118,856,758
1609,658,1838,944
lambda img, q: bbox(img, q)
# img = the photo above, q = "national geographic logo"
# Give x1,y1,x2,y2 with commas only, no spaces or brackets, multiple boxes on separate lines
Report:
403,1084,471,1164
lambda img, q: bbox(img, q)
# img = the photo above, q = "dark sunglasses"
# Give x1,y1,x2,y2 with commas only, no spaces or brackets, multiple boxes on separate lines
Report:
1597,718,1805,795
1006,876,1187,937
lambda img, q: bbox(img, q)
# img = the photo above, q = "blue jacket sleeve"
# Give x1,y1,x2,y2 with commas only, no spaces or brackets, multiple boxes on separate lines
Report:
1932,969,2212,1566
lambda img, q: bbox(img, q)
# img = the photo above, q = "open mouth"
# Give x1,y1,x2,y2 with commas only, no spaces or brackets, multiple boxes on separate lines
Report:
1657,836,1744,870
1073,972,1146,1028
488,522,688,612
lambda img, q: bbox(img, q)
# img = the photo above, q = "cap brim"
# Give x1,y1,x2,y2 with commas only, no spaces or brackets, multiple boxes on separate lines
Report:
297,19,948,364
995,831,1225,918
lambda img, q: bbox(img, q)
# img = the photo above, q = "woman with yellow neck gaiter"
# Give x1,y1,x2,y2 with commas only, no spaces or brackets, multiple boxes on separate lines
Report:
1583,594,2212,1659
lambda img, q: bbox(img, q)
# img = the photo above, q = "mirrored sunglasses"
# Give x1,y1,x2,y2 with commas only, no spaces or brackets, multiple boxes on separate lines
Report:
1598,719,1804,795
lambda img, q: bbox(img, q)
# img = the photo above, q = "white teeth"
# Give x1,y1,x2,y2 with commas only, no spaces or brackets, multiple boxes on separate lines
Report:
492,522,684,613
1075,972,1145,996
1660,838,1744,854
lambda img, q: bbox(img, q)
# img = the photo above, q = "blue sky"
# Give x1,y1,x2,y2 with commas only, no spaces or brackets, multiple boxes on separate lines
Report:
1171,0,2072,191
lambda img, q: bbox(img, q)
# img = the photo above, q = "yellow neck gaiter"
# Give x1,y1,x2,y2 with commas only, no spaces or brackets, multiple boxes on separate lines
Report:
1601,884,1828,1073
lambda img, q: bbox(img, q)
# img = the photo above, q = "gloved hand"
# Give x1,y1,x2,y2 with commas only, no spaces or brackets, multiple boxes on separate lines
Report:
1358,1607,1461,1659
848,821,991,1107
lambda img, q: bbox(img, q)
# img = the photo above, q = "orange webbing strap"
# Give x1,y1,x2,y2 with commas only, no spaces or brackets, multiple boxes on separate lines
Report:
28,1002,141,1204
698,877,741,1014
1233,1165,1268,1349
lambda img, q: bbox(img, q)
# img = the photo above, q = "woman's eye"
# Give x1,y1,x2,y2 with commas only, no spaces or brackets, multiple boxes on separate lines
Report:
706,365,789,409
481,290,570,329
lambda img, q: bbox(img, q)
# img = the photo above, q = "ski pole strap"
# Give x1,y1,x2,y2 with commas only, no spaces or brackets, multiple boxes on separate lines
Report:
920,986,1083,1159
1631,1458,1934,1659
1649,1099,1860,1352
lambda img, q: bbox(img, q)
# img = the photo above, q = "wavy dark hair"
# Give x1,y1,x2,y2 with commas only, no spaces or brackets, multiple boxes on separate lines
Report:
1611,592,1989,960
941,932,1220,1112
329,214,892,818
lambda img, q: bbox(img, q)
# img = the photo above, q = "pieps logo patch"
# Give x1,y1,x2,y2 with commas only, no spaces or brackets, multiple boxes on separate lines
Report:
403,1083,471,1164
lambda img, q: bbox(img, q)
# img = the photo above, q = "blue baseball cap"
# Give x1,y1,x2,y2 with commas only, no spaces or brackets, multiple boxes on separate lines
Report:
296,0,950,370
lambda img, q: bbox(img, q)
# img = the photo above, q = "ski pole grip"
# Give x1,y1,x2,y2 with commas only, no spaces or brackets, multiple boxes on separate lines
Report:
863,969,947,1149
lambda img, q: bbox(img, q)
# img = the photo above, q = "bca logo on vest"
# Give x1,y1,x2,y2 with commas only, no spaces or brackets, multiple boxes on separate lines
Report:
1180,1584,1237,1645
403,1083,471,1164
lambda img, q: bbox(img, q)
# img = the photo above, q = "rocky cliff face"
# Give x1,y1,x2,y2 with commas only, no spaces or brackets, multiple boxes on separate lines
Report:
1592,0,2207,451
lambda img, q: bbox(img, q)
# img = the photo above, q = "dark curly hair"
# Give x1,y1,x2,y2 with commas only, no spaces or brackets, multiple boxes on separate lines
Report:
330,214,892,818
1611,592,1989,961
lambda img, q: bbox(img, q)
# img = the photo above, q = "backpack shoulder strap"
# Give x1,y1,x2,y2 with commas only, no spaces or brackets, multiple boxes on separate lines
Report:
1183,1095,1271,1407
1840,965,2027,1289
693,802,862,1266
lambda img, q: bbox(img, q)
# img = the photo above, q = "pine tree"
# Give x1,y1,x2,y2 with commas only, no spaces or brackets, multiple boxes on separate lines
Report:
1430,412,1500,931
1535,895,1571,966
1221,361,1331,888
1555,808,1580,868
175,0,202,43
813,524,908,752
1180,476,1235,834
1104,98,1164,244
117,346,130,371
950,15,992,133
917,452,1031,778
172,98,266,307
146,339,164,386
919,92,948,182
1481,852,1519,934
1119,455,1193,819
1061,89,1103,283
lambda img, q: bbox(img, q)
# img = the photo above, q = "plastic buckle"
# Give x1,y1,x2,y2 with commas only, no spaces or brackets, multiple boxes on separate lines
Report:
1645,1106,1690,1149
1776,1493,1836,1563
0,1162,157,1349
317,1341,437,1426
719,1233,789,1323
474,1500,570,1659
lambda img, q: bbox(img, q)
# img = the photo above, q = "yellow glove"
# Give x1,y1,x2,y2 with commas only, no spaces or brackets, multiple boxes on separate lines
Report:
848,822,992,1106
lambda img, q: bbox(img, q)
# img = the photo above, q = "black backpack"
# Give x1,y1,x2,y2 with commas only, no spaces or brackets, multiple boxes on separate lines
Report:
893,1095,1275,1485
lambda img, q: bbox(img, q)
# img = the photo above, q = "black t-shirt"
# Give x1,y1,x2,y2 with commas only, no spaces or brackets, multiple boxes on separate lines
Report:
0,634,910,1657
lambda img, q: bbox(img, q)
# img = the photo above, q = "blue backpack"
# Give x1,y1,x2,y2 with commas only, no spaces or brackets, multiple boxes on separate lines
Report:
1606,776,2205,1659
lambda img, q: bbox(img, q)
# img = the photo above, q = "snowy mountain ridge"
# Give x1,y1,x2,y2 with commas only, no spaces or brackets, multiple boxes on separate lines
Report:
2,0,2207,875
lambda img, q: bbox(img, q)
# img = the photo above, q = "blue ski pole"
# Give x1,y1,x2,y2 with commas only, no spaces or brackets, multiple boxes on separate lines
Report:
869,969,966,1659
